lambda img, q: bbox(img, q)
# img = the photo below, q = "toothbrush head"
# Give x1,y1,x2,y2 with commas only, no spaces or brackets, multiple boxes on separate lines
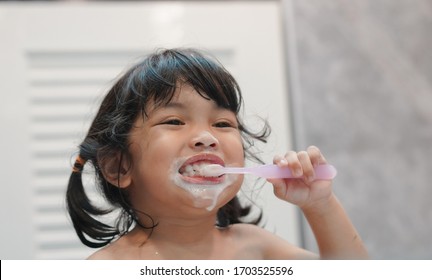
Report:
200,164,224,177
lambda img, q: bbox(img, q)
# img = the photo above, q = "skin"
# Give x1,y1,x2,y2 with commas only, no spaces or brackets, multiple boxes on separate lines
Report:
88,84,368,260
268,147,368,259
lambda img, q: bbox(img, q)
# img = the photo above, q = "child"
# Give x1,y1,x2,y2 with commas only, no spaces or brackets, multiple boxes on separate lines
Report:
66,48,368,259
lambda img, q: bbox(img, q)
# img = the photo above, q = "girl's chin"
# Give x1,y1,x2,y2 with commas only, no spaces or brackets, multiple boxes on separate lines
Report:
186,192,233,212
191,197,217,209
170,172,241,212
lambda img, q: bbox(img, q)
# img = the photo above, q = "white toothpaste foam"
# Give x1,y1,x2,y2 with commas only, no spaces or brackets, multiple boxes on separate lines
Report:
169,157,237,211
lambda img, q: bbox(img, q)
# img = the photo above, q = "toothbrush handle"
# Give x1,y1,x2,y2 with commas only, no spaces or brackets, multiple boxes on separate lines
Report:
253,164,337,180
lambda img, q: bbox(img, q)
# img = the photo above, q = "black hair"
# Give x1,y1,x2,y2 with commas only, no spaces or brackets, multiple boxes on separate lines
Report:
66,48,270,248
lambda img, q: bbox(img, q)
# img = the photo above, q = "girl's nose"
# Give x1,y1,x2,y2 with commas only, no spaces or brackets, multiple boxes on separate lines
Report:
190,131,219,150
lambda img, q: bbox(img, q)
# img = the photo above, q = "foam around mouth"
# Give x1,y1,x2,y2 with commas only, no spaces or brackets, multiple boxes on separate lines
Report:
170,157,237,212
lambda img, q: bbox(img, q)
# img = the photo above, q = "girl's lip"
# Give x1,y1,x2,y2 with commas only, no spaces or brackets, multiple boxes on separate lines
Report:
178,153,225,184
180,175,224,185
180,153,225,169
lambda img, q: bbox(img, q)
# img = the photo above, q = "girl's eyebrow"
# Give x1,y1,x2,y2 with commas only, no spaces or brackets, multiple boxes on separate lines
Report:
163,100,210,110
148,101,184,113
161,99,227,112
163,101,185,109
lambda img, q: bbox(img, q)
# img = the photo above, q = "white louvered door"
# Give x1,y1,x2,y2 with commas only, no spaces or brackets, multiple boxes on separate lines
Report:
0,1,298,259
27,50,142,259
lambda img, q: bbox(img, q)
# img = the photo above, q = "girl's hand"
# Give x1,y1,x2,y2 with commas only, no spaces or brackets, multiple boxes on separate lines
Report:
267,146,333,211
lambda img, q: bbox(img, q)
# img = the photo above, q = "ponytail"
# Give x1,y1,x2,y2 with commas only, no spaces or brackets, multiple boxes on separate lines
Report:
65,139,132,248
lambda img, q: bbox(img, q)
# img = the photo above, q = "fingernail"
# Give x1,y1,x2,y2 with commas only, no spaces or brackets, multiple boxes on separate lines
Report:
280,159,288,165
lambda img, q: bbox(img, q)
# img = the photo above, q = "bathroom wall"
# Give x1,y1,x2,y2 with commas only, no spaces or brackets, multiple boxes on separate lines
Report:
290,0,432,259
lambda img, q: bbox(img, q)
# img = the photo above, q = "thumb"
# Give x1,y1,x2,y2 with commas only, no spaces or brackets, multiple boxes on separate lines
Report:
267,178,289,199
266,178,285,188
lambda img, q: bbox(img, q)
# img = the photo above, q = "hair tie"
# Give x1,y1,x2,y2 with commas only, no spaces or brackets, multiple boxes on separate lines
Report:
72,155,87,173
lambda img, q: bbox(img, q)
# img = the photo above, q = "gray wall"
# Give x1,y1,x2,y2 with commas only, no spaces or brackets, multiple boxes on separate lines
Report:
291,0,432,259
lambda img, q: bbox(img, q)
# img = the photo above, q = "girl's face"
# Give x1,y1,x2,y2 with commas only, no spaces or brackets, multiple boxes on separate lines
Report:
126,84,244,219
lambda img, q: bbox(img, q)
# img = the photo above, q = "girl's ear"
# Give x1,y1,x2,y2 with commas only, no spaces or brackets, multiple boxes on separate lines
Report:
99,152,132,189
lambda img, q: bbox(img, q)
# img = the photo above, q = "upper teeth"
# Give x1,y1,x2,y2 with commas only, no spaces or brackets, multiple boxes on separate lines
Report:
181,163,216,177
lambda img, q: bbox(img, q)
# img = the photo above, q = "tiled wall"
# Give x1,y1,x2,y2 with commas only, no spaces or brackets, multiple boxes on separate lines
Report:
292,0,432,259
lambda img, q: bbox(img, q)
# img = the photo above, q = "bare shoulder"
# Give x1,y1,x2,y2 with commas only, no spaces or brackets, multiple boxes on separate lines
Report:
86,236,136,260
86,245,117,260
229,224,318,260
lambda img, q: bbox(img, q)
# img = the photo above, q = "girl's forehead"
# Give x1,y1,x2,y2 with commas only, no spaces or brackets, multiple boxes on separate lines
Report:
144,88,236,121
142,79,238,119
147,84,205,110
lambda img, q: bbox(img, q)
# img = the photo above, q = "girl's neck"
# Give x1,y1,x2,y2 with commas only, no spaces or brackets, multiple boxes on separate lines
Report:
136,213,220,244
127,215,225,259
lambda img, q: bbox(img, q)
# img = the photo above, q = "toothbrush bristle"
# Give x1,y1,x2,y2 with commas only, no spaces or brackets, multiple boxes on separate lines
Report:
200,164,224,177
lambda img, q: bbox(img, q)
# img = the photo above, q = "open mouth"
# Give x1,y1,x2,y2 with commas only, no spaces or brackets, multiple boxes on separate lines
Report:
177,155,225,184
179,162,222,177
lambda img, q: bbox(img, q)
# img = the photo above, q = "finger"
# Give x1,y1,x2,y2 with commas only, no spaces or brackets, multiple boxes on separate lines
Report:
307,145,327,166
298,151,314,182
284,151,303,177
273,154,288,167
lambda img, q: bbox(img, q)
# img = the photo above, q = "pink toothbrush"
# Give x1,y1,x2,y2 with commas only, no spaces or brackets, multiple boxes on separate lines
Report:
200,164,337,180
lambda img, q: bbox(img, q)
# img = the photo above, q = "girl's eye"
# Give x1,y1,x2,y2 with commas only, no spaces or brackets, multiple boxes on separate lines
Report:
214,121,236,128
161,119,184,126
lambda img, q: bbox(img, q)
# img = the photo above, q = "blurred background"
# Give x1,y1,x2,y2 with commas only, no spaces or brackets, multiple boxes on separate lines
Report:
293,0,432,259
0,0,431,259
